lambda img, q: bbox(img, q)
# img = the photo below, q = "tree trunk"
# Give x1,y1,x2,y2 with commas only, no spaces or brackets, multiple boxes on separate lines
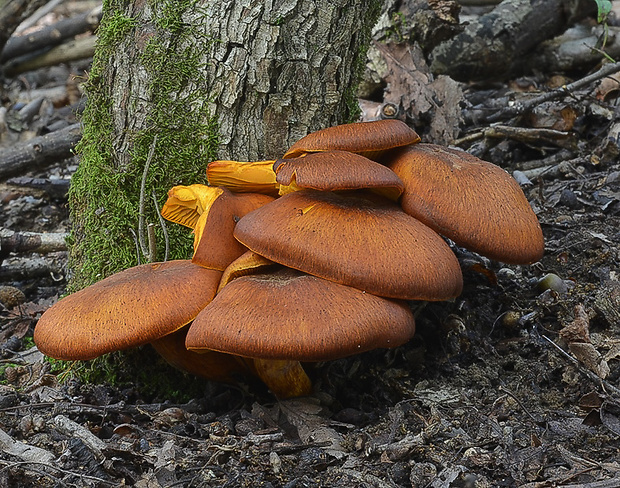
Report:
69,0,381,290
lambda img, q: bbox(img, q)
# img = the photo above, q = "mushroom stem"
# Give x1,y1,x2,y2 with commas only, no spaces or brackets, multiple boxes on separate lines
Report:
207,160,279,195
253,359,312,398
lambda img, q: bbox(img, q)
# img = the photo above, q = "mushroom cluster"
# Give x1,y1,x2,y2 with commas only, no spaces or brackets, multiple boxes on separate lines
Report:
34,119,544,398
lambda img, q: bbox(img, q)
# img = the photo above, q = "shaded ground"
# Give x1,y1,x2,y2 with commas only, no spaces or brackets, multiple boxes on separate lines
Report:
2,3,620,488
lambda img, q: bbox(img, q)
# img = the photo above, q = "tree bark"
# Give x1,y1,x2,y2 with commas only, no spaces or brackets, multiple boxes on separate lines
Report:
69,0,381,290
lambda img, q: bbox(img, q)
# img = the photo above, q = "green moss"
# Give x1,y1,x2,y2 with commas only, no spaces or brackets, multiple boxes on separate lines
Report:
96,11,137,52
344,1,382,122
63,1,219,396
69,1,218,291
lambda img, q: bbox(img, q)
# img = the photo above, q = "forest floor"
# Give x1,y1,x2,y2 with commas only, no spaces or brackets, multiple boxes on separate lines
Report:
1,2,620,487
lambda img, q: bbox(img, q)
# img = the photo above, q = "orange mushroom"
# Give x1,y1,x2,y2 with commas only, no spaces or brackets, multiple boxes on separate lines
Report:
159,184,223,229
283,119,421,160
274,150,405,200
150,326,252,383
386,144,545,264
233,189,463,301
188,268,416,360
34,260,221,361
161,184,274,271
186,267,416,397
217,250,276,293
206,160,279,195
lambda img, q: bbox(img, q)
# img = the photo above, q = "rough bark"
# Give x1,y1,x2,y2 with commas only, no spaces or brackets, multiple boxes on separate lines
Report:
69,0,381,289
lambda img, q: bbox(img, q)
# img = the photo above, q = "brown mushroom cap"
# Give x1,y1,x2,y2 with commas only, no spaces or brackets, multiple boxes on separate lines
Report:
153,320,312,398
283,119,421,159
151,326,252,383
217,251,276,293
233,190,463,301
274,150,405,200
186,268,416,361
387,144,545,264
191,187,275,271
34,260,222,360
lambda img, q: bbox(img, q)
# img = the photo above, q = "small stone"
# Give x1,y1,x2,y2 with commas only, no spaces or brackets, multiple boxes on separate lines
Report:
559,188,580,209
536,273,568,294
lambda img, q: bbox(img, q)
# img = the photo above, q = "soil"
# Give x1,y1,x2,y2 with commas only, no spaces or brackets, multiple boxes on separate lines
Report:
1,5,620,488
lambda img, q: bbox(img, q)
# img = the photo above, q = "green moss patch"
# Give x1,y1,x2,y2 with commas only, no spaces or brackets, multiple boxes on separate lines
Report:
69,1,218,291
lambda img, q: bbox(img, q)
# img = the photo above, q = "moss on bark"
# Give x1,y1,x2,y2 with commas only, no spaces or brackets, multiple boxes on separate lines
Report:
69,1,219,291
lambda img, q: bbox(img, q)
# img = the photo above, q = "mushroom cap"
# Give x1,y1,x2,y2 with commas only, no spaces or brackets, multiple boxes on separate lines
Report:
151,326,252,383
283,119,421,159
233,190,463,300
160,185,223,229
217,251,276,293
274,150,405,200
186,268,416,361
191,187,275,271
387,144,545,264
34,260,222,360
207,160,279,195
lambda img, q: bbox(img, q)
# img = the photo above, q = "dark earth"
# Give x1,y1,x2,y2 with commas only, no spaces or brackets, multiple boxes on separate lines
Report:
1,1,620,487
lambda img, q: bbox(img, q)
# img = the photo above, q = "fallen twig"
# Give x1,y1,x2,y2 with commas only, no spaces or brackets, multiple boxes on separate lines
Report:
0,123,81,179
0,426,55,464
0,228,68,254
454,125,575,148
54,415,106,462
5,176,71,200
519,157,587,181
4,35,96,76
0,0,48,51
541,334,620,398
14,0,64,34
0,458,117,487
1,5,102,63
0,256,65,281
482,61,620,123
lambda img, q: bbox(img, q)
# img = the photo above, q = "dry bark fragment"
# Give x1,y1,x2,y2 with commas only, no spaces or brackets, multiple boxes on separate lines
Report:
430,0,597,81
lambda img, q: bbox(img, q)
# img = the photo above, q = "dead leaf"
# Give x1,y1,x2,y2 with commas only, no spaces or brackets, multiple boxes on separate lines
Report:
278,398,346,458
578,391,603,410
595,72,620,101
559,304,591,343
526,103,577,131
375,42,463,145
568,342,610,379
